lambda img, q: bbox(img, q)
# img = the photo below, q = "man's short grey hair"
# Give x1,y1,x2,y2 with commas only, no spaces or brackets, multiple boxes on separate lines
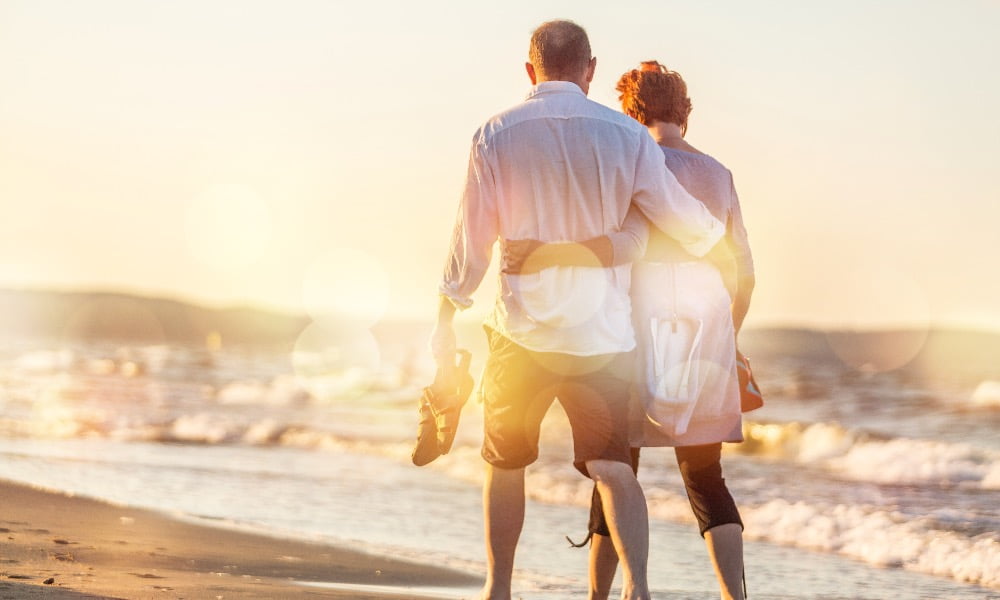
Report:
528,20,592,79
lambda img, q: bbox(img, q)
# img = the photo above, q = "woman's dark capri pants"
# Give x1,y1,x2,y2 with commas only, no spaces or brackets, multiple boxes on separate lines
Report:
480,327,634,477
588,444,743,538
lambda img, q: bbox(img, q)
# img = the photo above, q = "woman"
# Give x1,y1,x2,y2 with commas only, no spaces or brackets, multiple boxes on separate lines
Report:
503,61,754,600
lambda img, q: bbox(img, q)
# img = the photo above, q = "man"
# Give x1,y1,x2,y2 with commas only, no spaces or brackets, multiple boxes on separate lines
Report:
431,20,725,600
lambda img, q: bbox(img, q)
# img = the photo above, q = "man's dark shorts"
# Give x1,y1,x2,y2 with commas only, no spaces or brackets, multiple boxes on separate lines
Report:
479,327,633,478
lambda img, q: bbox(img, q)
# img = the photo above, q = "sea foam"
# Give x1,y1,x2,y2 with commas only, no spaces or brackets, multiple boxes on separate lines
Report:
745,499,1000,589
739,421,1000,489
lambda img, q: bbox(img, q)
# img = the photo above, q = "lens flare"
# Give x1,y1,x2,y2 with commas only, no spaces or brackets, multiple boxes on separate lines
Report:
511,243,609,330
291,321,381,402
185,183,273,271
825,329,930,374
528,349,616,377
822,261,930,372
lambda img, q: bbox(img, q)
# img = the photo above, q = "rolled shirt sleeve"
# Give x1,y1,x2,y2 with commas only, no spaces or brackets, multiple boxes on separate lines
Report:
438,134,499,309
629,132,726,257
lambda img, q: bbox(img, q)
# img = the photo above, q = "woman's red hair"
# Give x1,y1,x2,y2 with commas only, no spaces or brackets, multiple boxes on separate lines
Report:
616,60,692,132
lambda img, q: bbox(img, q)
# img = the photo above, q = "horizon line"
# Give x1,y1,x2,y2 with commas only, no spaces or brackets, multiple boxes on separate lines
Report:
3,285,1000,336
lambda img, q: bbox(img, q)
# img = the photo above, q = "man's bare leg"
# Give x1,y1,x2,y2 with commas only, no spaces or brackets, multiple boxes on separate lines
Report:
586,459,650,600
479,464,525,600
588,532,619,600
704,523,744,600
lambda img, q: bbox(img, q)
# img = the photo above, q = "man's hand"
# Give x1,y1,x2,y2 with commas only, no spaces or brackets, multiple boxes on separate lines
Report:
429,321,457,368
429,296,459,369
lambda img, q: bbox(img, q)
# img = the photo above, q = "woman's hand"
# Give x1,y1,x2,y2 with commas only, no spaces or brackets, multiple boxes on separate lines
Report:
501,239,544,274
502,237,613,274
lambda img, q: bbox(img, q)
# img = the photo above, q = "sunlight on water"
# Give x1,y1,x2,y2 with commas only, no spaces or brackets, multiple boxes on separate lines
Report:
738,421,804,456
13,349,75,373
971,381,1000,408
30,373,81,438
185,183,273,271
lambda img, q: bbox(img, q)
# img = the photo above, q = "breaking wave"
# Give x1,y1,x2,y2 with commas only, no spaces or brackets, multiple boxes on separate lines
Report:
737,421,1000,490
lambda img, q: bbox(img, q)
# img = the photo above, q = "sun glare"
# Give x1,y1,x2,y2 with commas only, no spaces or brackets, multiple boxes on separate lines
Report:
301,247,390,325
185,184,273,272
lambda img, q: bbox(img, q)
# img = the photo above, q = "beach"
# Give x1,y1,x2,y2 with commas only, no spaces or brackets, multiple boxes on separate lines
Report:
0,479,480,599
0,305,998,599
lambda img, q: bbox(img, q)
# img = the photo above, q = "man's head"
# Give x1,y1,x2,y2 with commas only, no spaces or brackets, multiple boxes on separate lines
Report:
526,20,596,93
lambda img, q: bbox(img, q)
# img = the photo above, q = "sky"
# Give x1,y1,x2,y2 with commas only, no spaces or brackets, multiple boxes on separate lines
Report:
1,0,999,331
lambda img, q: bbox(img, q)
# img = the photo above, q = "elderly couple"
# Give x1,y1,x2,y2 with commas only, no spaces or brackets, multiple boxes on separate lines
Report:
430,19,754,600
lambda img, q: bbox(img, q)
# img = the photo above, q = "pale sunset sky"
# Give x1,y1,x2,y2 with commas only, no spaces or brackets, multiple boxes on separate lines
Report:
1,0,998,331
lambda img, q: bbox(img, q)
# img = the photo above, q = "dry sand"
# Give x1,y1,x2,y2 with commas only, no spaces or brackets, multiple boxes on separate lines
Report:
0,479,481,599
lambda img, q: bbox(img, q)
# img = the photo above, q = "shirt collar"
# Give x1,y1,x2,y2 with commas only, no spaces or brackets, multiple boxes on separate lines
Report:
526,80,586,99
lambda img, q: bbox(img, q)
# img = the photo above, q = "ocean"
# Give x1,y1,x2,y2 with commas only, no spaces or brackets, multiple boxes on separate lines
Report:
0,307,998,599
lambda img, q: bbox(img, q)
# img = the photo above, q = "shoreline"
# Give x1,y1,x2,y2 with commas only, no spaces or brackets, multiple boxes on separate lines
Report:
0,478,482,599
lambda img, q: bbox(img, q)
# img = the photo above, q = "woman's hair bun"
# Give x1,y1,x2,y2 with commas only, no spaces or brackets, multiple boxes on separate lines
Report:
639,60,666,73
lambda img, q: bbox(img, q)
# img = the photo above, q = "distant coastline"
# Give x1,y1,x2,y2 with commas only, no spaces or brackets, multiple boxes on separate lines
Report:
0,287,310,346
2,287,999,378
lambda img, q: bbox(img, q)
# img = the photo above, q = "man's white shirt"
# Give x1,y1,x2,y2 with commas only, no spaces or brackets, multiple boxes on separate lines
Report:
440,81,725,356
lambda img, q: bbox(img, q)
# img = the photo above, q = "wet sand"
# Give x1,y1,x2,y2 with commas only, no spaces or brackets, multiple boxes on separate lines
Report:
0,479,481,599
